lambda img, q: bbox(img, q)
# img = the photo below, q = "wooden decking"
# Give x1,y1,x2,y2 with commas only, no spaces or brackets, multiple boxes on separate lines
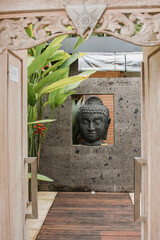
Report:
36,192,141,240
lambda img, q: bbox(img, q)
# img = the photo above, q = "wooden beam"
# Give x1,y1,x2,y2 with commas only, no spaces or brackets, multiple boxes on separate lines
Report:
134,157,147,222
0,0,160,13
90,71,124,78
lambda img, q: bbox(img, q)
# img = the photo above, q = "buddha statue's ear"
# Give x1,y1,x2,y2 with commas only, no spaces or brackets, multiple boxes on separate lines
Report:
108,117,111,125
73,112,81,144
103,117,111,140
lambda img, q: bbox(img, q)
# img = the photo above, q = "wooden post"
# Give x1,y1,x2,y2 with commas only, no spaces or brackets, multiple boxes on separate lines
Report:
0,50,28,240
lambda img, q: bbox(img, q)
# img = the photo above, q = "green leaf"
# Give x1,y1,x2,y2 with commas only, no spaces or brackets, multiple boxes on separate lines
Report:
72,100,76,116
48,50,66,62
42,53,70,78
27,56,35,67
59,52,86,69
28,119,56,125
55,92,76,108
72,97,85,143
37,174,53,182
48,90,56,109
49,90,76,109
25,24,33,38
73,37,84,52
35,43,46,58
43,101,49,108
28,44,61,77
48,34,68,48
65,81,81,92
39,75,89,96
49,88,65,109
59,53,79,68
67,26,72,31
33,68,69,94
72,97,84,124
28,126,34,139
28,173,53,182
78,70,96,76
65,70,96,93
28,83,37,107
28,106,37,123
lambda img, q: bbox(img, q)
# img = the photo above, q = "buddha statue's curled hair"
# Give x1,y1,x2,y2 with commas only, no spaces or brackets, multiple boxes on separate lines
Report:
78,96,110,120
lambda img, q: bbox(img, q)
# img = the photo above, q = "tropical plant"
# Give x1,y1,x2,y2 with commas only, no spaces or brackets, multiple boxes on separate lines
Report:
72,96,85,144
27,30,95,168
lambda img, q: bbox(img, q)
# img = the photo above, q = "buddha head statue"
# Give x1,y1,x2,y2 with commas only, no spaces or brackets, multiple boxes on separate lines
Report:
77,96,111,146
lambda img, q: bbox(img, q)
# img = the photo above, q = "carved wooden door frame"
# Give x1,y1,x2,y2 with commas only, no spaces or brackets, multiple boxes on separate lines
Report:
0,2,160,51
0,2,160,240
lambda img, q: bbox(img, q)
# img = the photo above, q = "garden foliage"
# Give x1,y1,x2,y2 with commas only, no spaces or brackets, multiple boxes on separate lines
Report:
27,29,95,170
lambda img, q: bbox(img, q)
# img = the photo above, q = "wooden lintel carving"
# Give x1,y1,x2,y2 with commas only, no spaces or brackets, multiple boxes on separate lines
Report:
94,11,160,46
0,15,76,52
0,8,160,51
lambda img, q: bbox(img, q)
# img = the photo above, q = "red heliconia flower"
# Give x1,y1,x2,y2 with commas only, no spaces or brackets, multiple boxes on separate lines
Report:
33,122,46,136
42,65,50,71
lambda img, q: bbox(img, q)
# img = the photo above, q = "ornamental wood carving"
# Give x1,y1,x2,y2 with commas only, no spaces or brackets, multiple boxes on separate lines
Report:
0,16,76,52
0,8,160,51
95,12,160,46
66,5,106,39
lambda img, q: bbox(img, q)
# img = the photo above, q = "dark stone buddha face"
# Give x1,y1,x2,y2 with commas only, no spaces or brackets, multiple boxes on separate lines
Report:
78,96,111,146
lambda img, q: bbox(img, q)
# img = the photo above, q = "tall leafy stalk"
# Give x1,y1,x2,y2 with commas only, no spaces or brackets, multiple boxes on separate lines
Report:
27,29,95,169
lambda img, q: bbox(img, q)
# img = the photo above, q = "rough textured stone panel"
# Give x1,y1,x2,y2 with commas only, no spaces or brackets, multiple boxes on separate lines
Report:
39,77,141,192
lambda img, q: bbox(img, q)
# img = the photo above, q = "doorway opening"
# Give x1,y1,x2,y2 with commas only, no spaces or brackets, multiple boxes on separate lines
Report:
1,4,160,239
30,35,142,239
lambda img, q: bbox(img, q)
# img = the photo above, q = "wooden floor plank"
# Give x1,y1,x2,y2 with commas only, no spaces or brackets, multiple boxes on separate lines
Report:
37,229,141,236
37,235,102,240
36,192,141,240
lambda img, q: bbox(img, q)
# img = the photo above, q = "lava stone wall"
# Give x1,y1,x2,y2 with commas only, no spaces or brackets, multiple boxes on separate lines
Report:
39,77,141,192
